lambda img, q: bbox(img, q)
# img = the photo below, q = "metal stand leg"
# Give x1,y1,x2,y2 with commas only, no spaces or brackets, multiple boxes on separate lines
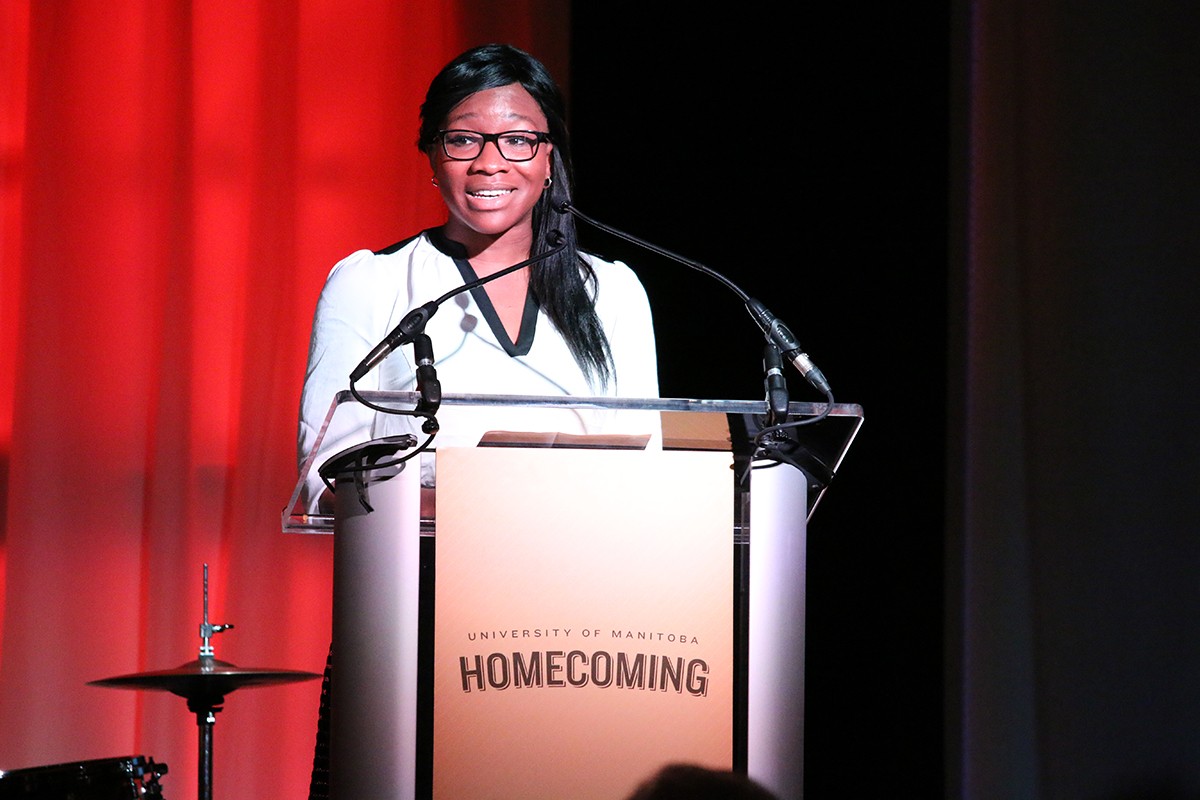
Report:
190,702,221,800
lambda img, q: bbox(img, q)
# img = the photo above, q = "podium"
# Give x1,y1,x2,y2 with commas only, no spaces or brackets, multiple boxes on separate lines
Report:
284,391,862,800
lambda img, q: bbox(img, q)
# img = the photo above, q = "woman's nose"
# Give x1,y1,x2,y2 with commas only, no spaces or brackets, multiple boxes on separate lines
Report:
471,139,509,170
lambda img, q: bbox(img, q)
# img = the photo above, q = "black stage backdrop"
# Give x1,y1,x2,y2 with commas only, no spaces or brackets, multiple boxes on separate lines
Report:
569,6,950,796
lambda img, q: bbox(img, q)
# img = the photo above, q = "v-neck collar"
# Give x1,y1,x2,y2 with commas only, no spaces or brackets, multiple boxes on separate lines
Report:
428,228,539,356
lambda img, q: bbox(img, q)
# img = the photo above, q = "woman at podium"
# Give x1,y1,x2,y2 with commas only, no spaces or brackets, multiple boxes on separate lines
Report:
298,44,663,798
297,43,661,512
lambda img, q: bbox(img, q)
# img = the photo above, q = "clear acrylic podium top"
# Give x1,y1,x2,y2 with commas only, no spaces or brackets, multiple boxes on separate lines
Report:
283,390,864,535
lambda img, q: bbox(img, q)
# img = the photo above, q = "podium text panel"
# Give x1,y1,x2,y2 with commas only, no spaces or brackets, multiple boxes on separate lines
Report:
433,447,734,800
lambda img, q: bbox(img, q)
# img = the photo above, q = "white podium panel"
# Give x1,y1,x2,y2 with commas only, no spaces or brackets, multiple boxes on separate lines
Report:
331,460,422,799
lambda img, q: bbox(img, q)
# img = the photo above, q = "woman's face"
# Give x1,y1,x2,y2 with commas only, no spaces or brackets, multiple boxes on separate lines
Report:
430,83,554,248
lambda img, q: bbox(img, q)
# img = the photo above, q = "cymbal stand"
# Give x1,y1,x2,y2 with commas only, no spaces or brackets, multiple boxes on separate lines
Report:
192,563,233,800
87,563,319,800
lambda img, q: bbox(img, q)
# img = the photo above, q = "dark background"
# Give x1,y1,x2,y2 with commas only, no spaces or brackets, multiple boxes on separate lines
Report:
569,6,951,795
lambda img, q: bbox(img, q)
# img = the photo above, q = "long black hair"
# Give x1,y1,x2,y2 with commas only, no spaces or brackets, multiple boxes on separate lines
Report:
418,43,612,388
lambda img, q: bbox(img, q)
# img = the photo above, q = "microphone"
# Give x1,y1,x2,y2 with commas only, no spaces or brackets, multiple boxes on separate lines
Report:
763,343,790,424
556,202,832,396
350,301,437,383
746,299,831,396
349,232,568,383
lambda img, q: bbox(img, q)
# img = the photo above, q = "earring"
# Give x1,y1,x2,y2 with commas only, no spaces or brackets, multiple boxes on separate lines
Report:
544,177,553,188
431,177,439,187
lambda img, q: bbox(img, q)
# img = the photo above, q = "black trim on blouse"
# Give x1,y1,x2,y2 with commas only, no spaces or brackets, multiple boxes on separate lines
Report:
377,228,539,357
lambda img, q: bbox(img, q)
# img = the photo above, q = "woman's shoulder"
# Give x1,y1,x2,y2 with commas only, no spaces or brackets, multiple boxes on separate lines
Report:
323,230,445,285
582,249,636,277
330,231,429,272
581,250,648,296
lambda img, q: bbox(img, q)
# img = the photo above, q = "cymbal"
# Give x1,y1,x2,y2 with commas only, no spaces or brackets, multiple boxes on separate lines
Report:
88,657,320,704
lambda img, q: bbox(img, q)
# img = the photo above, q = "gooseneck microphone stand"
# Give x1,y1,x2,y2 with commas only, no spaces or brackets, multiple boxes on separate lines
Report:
557,201,832,400
556,201,835,439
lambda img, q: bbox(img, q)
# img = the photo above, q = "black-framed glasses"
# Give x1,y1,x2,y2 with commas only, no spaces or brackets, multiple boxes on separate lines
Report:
436,129,550,162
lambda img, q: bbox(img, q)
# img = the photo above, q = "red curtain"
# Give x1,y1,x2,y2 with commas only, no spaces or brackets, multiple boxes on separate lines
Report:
0,2,567,797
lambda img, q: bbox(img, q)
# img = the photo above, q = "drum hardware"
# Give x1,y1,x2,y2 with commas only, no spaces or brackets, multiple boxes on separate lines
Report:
0,754,166,799
89,564,319,800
